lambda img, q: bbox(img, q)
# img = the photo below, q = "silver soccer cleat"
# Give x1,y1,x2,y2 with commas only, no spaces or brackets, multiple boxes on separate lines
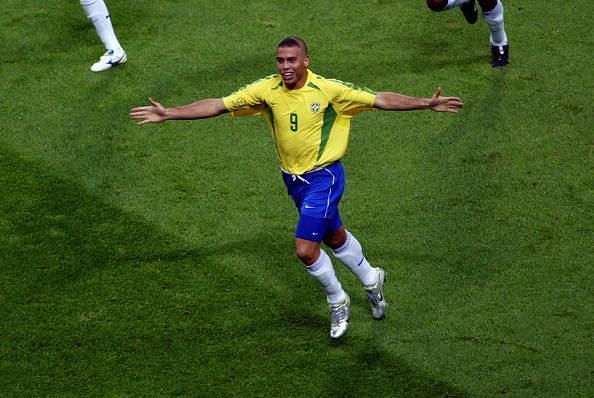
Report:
329,295,350,339
365,268,387,320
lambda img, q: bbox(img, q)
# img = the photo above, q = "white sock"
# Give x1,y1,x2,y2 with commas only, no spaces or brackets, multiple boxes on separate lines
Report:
332,230,378,287
445,0,472,10
306,250,347,305
483,0,508,46
81,0,123,52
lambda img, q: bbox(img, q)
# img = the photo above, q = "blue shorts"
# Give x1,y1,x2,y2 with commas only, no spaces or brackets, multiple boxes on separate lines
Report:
282,162,345,242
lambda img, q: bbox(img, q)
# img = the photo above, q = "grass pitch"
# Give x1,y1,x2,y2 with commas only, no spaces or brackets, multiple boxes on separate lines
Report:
1,1,592,396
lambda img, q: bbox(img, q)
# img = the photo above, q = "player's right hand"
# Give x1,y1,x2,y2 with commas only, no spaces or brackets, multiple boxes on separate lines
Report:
129,98,167,125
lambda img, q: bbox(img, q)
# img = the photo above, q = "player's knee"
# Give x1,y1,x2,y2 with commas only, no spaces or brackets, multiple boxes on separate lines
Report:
483,6,504,25
295,245,318,265
323,228,347,250
426,0,448,12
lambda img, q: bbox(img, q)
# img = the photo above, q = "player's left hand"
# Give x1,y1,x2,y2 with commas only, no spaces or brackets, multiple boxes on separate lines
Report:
429,87,464,113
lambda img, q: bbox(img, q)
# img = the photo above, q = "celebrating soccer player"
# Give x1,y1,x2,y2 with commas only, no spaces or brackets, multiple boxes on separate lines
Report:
130,37,463,340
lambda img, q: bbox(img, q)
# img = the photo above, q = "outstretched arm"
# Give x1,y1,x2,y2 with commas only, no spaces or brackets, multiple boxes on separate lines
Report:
373,87,463,113
129,98,228,125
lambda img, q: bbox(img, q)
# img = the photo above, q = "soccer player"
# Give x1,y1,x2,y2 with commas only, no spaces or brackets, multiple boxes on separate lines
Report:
130,37,463,339
426,0,509,67
80,0,127,72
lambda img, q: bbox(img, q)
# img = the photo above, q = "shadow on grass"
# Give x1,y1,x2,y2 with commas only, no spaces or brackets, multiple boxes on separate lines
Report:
327,336,470,398
0,145,467,397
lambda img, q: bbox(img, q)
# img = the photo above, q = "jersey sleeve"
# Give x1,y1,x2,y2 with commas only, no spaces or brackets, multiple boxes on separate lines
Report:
325,79,377,116
222,77,271,116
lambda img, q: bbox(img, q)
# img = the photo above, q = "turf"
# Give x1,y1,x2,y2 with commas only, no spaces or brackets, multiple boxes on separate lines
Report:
1,0,592,396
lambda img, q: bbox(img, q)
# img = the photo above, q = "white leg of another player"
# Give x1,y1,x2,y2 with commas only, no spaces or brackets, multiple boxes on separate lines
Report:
445,0,473,10
482,0,507,46
482,0,509,66
80,0,127,72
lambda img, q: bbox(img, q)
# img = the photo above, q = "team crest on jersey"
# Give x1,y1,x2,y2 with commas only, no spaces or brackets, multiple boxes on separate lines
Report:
311,102,321,113
233,97,247,108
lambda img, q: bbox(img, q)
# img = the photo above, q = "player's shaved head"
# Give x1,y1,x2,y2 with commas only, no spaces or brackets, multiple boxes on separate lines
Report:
277,36,308,55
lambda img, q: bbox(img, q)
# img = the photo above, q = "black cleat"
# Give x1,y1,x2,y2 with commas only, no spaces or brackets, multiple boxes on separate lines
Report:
460,0,478,24
491,44,509,67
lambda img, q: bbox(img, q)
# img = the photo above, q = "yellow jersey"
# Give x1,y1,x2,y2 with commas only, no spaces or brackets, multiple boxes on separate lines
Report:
222,70,376,175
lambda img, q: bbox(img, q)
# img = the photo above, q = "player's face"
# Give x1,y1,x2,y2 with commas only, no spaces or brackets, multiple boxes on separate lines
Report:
276,45,310,90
